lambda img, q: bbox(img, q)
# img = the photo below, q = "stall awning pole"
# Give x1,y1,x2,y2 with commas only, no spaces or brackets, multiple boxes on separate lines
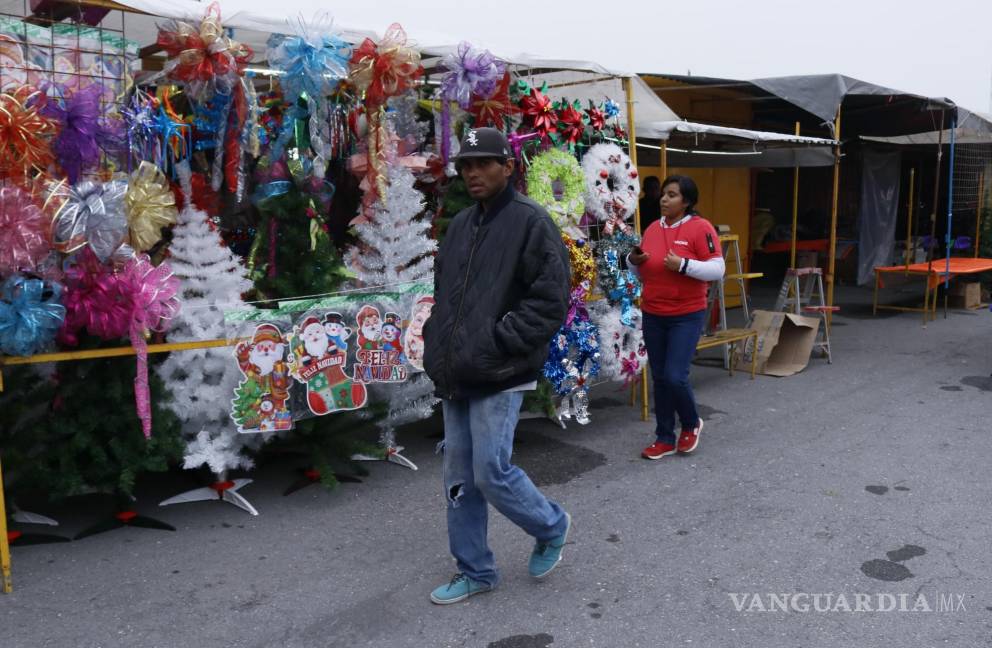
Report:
943,114,957,319
826,109,842,325
904,168,916,269
925,110,945,326
790,121,800,269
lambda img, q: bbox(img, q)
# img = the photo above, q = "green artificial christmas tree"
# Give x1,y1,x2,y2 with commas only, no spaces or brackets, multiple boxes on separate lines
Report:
246,168,382,488
0,350,183,502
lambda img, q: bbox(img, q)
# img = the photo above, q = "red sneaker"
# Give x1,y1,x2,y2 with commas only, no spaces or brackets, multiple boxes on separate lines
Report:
641,441,677,460
677,419,703,454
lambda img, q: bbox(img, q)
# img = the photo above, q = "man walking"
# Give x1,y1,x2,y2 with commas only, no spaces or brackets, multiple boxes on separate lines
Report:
423,127,572,605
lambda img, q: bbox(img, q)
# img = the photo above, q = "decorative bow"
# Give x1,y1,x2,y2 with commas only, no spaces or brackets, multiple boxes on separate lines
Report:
603,99,621,119
156,2,252,103
120,254,180,438
43,83,119,184
52,179,129,262
349,23,423,108
440,41,504,110
0,86,57,180
0,274,65,357
0,184,50,276
565,281,591,327
125,161,179,252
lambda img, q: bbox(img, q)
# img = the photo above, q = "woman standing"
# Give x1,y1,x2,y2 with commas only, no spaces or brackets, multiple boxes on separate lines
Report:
628,175,725,459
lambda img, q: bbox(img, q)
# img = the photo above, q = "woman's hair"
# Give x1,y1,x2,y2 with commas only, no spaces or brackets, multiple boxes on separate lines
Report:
661,175,700,214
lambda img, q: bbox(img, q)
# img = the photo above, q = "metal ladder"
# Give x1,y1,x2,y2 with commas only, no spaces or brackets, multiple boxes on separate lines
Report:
704,233,763,366
769,267,836,363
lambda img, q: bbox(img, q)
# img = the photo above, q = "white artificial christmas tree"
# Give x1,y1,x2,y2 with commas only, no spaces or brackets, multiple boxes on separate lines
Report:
156,165,267,514
347,162,439,469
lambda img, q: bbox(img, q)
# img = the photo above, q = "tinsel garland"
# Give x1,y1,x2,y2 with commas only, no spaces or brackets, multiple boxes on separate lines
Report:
594,230,642,326
526,148,585,236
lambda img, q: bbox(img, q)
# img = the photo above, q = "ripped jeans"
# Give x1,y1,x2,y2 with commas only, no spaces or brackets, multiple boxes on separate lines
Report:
440,391,568,587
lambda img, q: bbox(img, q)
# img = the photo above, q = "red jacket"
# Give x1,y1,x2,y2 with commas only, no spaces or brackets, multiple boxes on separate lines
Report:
639,215,721,316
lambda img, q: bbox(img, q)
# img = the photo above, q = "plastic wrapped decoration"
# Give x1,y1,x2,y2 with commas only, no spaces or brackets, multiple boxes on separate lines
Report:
594,229,641,326
582,143,639,234
50,179,129,262
125,161,179,252
0,184,51,276
436,41,504,162
526,148,586,237
155,2,252,104
588,298,645,385
0,274,65,357
542,282,601,425
265,16,351,170
349,23,423,209
0,85,57,180
561,234,595,289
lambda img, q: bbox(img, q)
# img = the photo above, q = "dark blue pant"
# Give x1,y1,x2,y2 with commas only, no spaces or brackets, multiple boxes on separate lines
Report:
642,309,706,444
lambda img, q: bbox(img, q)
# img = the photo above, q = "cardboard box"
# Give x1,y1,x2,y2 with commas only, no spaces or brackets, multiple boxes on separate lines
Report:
949,282,981,310
736,310,820,377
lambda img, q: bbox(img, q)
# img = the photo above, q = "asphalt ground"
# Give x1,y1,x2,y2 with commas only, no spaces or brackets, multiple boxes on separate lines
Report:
3,283,991,648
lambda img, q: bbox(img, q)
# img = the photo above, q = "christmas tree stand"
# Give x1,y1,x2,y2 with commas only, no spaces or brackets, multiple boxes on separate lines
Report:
74,506,176,540
351,445,418,471
282,468,362,496
159,475,259,516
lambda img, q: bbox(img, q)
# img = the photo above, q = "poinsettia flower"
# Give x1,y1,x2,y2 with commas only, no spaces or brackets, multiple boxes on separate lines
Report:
587,105,606,131
519,87,557,138
558,102,586,144
469,72,516,127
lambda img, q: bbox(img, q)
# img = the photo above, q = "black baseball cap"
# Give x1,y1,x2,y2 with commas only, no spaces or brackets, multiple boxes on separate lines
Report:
454,127,511,161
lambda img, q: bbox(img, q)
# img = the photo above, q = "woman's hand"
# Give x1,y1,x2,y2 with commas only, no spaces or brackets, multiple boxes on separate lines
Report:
628,247,650,266
664,251,683,272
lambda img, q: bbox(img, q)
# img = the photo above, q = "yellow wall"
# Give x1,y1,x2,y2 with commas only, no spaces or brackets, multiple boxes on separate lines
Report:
637,165,751,306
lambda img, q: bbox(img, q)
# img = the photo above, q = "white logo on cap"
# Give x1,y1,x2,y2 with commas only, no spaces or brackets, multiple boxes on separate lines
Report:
466,130,479,146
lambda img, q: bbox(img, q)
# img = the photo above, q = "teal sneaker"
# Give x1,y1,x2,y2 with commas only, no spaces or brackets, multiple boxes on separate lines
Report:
429,573,492,605
528,512,571,578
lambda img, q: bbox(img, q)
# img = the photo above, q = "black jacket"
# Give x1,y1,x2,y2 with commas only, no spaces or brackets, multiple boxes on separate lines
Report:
423,184,570,400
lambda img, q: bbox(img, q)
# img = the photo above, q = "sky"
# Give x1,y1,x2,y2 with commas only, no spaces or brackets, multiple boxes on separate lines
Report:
314,0,992,113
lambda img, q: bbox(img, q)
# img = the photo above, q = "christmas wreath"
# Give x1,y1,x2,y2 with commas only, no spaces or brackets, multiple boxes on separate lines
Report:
526,148,585,235
582,143,639,234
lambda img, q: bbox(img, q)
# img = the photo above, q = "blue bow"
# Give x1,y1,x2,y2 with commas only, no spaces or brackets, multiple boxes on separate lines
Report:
0,275,66,357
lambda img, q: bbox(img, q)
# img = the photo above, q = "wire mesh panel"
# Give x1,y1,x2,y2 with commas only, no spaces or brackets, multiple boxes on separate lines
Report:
951,141,992,255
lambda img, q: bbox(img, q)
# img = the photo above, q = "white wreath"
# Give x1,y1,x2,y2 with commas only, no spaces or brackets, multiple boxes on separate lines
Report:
582,143,640,234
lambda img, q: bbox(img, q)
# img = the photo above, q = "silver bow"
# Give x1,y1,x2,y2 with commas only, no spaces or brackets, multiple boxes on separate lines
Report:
53,180,129,263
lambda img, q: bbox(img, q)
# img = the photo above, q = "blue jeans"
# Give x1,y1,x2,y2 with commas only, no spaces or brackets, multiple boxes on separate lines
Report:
642,309,706,444
441,391,568,587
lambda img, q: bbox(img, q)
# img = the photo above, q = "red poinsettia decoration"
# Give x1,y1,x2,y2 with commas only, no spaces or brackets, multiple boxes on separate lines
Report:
558,102,586,144
469,72,516,127
519,86,557,138
587,105,606,132
612,123,628,141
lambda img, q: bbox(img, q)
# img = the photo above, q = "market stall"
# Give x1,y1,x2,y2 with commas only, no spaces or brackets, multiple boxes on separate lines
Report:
0,0,672,590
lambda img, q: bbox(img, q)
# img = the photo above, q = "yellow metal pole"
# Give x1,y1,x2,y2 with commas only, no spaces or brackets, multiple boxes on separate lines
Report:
925,111,946,327
0,456,11,593
622,76,651,422
975,172,985,258
826,109,842,327
905,168,916,269
790,121,800,269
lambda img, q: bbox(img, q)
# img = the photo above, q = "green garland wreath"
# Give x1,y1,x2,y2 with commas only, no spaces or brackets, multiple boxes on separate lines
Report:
526,148,586,231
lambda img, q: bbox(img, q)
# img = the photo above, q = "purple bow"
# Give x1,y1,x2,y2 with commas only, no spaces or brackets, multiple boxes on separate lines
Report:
565,282,590,327
439,41,505,109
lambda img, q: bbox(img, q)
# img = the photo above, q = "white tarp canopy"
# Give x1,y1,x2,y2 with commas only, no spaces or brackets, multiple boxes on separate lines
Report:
645,121,835,146
861,109,992,146
111,0,630,75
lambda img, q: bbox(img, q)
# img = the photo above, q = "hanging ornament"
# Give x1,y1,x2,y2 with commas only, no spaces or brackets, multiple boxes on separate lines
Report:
586,101,607,133
43,83,123,183
557,100,586,147
0,274,65,357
